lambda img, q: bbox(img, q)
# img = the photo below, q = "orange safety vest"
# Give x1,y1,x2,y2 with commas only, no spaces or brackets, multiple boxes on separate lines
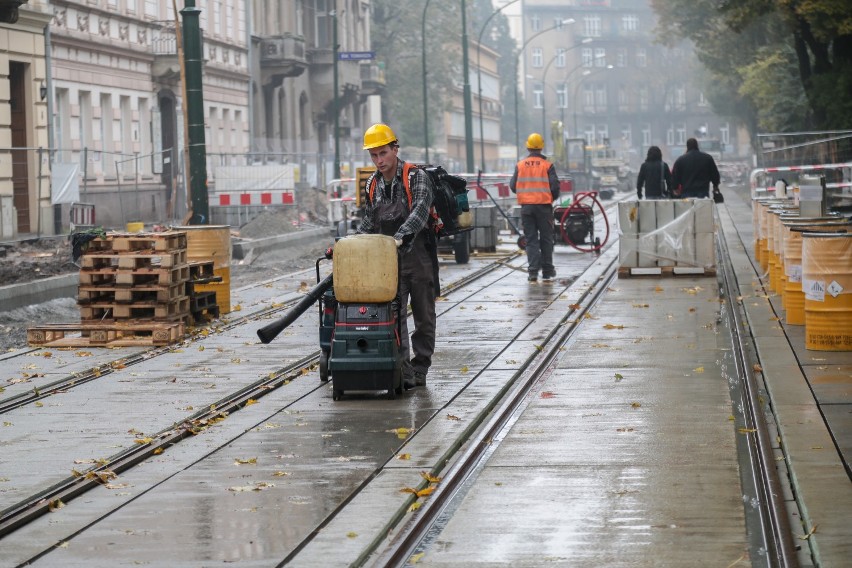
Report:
367,162,442,232
515,156,553,205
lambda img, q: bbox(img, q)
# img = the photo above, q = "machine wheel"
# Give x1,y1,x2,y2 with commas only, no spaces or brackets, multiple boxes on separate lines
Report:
319,351,329,382
332,389,343,401
594,237,602,255
517,235,527,250
453,232,470,264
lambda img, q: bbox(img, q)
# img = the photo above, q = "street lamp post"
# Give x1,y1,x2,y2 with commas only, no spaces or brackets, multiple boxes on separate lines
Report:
421,0,433,163
332,6,340,179
538,39,592,150
512,21,576,160
475,0,520,173
461,0,474,172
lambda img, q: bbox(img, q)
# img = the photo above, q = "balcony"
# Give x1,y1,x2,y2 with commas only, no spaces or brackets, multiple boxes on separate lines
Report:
260,34,307,79
0,0,26,24
151,27,180,80
359,61,385,96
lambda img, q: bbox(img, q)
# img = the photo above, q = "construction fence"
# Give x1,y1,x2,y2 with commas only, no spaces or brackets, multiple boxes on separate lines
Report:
1,147,371,238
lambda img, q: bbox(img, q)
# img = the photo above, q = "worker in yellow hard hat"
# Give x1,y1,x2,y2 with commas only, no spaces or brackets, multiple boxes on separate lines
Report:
357,123,436,390
509,133,560,282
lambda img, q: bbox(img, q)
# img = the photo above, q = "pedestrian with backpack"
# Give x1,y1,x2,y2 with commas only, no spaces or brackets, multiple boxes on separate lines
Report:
357,123,436,390
636,145,673,199
509,133,560,282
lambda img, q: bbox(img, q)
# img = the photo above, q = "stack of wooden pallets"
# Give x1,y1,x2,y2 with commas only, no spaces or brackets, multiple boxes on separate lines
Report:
28,231,192,347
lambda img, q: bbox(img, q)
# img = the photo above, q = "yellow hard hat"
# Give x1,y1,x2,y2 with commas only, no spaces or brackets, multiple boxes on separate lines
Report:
526,133,544,150
363,123,398,150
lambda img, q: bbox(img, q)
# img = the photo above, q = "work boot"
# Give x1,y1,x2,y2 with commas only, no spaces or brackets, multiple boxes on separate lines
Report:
528,272,538,282
414,371,427,387
542,272,556,282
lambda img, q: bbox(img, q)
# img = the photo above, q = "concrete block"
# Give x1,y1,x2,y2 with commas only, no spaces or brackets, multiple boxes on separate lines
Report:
618,202,639,236
694,198,714,233
695,232,716,268
473,206,497,228
656,200,676,267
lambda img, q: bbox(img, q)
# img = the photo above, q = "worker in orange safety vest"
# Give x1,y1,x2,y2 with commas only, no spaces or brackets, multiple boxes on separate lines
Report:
509,133,560,282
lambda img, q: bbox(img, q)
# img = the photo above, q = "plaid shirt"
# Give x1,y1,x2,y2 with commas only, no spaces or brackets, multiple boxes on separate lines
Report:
358,159,433,253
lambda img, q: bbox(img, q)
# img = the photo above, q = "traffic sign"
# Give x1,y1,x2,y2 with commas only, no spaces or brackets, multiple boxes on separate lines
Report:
339,51,375,61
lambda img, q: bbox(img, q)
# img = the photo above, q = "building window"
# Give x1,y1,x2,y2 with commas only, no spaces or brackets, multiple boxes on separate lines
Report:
721,123,730,146
532,48,543,68
584,126,595,145
554,18,565,31
79,91,92,149
583,84,594,112
636,48,646,67
698,91,709,107
667,126,674,146
557,84,568,109
622,14,639,32
616,49,627,67
676,123,686,145
638,86,649,112
675,84,686,111
597,124,609,144
127,0,137,13
144,0,157,18
531,15,541,32
533,86,543,109
582,48,593,68
642,124,651,146
594,48,606,67
584,15,601,37
594,83,607,110
621,124,632,146
556,48,566,68
100,93,114,175
617,86,628,112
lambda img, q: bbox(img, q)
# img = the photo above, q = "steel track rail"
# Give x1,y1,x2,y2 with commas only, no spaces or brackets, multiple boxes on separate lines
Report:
0,254,520,540
0,254,519,415
370,256,620,567
716,215,799,566
0,351,320,539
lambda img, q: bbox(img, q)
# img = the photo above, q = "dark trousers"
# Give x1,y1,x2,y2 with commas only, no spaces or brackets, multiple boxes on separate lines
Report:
521,204,555,277
399,233,436,374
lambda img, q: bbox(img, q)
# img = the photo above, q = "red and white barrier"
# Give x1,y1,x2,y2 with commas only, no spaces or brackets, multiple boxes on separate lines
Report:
213,191,295,207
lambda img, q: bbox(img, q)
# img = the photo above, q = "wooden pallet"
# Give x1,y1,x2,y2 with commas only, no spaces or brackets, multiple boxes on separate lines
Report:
188,261,216,281
78,283,185,304
79,265,190,287
79,296,190,321
84,231,188,253
618,266,717,278
27,321,185,347
190,291,220,322
80,249,188,270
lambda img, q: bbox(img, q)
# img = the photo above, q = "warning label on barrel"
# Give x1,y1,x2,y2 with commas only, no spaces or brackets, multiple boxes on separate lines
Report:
827,280,843,298
804,278,825,302
786,264,802,283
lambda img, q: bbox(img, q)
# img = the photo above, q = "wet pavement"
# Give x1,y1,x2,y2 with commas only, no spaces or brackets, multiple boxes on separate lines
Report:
1,195,850,567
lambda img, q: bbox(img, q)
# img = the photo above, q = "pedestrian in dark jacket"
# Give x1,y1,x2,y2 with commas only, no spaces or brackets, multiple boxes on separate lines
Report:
671,138,720,198
636,145,673,199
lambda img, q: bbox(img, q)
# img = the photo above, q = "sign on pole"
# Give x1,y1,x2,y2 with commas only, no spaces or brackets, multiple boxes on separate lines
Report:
339,51,375,61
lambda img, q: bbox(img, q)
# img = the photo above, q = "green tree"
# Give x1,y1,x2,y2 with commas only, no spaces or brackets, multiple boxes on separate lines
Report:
370,0,463,154
653,0,852,135
471,0,521,145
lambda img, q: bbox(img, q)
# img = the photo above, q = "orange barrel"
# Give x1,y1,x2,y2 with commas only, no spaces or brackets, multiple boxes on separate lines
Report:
802,233,852,351
756,199,790,271
783,219,850,325
175,225,232,314
766,204,798,292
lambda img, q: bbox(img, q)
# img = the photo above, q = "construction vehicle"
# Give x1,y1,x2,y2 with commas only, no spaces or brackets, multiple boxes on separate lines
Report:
550,121,591,192
588,142,631,199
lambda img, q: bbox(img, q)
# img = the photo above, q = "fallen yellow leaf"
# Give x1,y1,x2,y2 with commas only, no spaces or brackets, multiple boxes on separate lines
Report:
234,457,257,465
603,323,624,329
396,453,411,460
420,472,442,483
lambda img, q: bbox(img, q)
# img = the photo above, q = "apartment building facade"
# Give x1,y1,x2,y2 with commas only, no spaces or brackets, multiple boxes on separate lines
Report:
521,0,740,168
0,0,382,237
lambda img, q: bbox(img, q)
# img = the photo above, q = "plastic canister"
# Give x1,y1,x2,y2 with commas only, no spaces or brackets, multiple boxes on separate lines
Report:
333,234,398,303
802,233,852,350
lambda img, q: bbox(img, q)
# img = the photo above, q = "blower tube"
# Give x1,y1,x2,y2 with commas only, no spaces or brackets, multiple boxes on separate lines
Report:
257,274,334,344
